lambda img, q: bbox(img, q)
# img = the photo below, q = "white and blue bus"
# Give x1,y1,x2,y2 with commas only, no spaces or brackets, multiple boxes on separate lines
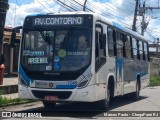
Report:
12,11,150,109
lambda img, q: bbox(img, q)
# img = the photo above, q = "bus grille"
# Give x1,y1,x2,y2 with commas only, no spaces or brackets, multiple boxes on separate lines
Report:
31,90,72,99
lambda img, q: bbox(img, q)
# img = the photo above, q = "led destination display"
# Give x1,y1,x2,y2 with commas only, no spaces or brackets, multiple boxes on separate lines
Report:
33,17,83,26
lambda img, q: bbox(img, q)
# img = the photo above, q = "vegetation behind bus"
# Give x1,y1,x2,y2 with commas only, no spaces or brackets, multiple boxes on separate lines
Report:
149,76,160,87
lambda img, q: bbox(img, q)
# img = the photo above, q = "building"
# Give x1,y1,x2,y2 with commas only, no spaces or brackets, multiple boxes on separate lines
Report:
3,26,21,75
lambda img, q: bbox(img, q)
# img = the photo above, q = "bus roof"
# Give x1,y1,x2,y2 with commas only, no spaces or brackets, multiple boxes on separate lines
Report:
27,11,149,43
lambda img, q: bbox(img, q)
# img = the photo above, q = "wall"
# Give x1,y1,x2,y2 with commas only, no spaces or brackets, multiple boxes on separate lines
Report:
150,63,160,76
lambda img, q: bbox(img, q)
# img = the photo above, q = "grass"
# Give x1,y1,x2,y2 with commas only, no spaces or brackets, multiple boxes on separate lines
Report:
0,94,36,107
149,76,160,87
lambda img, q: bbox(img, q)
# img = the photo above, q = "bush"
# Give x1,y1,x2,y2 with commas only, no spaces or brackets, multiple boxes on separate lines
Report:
150,76,160,87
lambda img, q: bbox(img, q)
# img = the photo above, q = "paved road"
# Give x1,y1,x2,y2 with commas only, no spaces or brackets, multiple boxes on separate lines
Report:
0,86,160,120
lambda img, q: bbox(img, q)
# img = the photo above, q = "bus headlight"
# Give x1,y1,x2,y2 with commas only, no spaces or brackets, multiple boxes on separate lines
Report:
19,74,28,87
77,73,92,89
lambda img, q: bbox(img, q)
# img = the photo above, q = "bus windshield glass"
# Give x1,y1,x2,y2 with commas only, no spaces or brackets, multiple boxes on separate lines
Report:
21,29,91,72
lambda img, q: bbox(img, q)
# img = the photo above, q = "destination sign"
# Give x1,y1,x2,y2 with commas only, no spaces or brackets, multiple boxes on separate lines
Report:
33,17,83,26
28,57,48,64
23,50,44,56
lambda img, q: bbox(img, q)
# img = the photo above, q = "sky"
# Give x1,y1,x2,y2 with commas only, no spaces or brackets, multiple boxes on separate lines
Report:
6,0,160,43
9,0,33,5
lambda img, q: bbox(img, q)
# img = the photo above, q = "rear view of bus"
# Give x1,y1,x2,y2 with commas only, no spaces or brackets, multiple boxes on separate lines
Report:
18,13,97,108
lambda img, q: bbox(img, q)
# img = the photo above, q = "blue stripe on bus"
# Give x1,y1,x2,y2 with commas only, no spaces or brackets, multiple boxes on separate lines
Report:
138,72,148,77
19,65,30,85
116,57,124,81
56,85,76,89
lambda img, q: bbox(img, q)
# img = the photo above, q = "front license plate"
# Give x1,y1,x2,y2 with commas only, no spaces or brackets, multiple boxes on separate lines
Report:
44,96,59,101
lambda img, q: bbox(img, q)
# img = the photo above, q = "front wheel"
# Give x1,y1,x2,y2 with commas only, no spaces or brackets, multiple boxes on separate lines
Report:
42,101,56,108
96,87,111,110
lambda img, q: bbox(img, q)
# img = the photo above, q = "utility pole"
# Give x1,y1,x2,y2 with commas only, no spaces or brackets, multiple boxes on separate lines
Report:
141,2,146,35
0,0,9,55
140,2,160,35
132,0,140,31
133,0,160,35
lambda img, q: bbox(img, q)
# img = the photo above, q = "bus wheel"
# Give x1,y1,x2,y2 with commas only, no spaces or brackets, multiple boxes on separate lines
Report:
131,81,140,101
97,86,110,110
42,101,56,108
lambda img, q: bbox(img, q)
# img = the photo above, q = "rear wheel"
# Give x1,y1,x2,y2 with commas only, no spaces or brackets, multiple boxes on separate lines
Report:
131,81,140,101
42,101,56,108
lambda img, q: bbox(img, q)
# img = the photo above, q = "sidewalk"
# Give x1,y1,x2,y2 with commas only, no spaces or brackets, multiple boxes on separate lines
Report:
0,76,18,99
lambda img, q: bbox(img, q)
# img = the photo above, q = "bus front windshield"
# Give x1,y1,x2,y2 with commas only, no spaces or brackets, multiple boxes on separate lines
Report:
21,29,92,72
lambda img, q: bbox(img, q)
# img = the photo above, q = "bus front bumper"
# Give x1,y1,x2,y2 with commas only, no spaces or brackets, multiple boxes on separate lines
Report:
18,83,106,102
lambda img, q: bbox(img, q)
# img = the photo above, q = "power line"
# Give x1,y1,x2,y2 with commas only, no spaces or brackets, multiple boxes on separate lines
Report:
146,30,156,39
44,1,62,13
55,0,77,11
62,0,83,11
55,0,132,27
125,0,136,5
45,0,71,12
86,1,129,21
106,0,135,6
54,0,73,11
72,0,94,12
148,28,160,34
37,0,53,13
99,0,135,20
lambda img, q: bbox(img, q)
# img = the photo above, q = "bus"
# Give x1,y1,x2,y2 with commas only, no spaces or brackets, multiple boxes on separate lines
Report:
11,11,150,110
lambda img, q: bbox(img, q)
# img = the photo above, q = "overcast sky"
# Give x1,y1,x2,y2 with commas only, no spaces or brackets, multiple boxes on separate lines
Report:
6,0,160,42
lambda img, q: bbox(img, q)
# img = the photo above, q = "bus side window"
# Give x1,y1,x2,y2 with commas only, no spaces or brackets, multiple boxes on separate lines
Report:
142,41,145,60
132,38,138,59
115,31,124,57
107,28,115,57
137,40,140,60
124,35,131,59
95,31,106,72
139,40,143,60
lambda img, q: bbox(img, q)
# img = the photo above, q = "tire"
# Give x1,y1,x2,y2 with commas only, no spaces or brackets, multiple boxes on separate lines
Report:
131,81,140,101
42,101,56,108
97,86,111,110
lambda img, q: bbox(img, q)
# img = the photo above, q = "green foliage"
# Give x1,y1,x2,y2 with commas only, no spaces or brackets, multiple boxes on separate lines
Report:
149,76,160,87
0,95,36,107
